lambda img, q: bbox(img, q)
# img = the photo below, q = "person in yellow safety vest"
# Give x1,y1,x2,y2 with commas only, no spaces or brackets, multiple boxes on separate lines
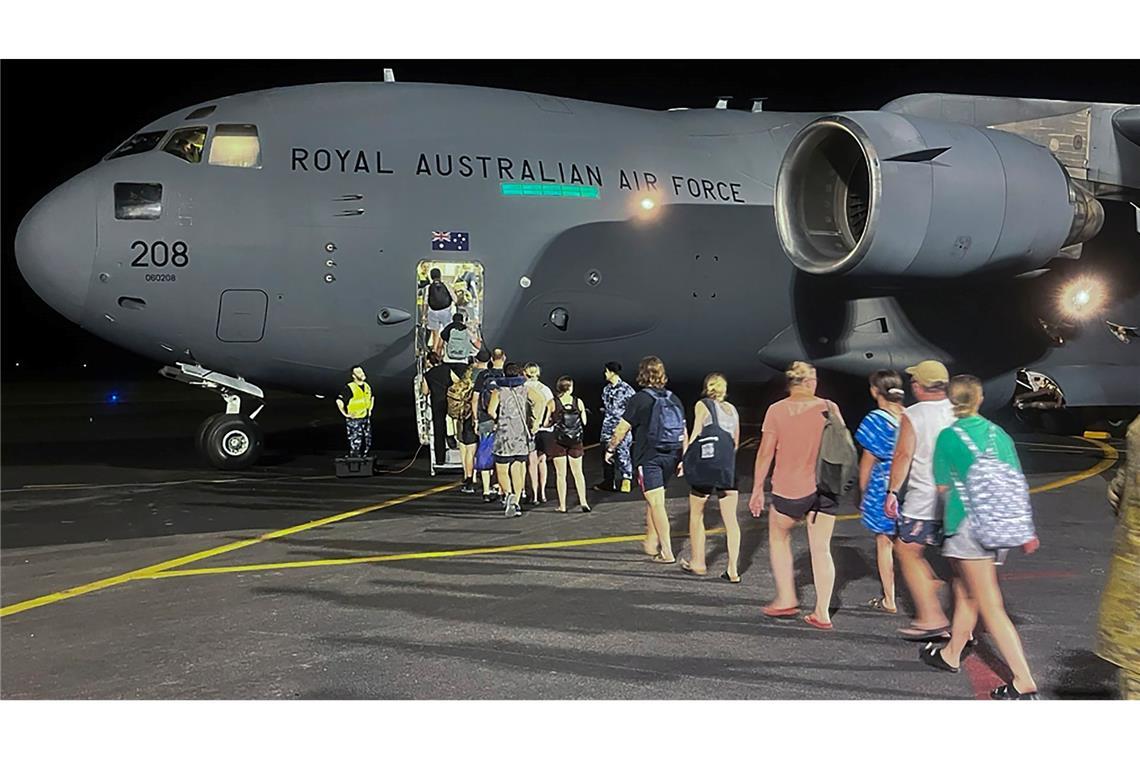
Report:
335,366,375,457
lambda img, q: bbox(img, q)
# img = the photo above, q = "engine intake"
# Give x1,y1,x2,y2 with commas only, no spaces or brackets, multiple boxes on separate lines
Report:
774,112,1104,277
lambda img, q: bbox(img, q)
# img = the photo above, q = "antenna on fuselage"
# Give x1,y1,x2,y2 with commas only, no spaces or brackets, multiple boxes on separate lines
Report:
383,68,396,83
715,96,731,109
751,97,767,113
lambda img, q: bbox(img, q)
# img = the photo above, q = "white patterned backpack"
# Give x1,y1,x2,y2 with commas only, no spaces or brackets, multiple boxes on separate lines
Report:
951,423,1036,549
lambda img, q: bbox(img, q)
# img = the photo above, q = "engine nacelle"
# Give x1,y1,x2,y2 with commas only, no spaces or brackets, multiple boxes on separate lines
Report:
774,112,1104,277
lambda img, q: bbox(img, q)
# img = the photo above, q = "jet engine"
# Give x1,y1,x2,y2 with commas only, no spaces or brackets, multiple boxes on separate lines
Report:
774,112,1104,277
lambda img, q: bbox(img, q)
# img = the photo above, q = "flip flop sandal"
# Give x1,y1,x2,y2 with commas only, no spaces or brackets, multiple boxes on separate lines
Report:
650,553,677,564
803,613,834,631
991,684,1040,700
762,604,801,618
898,625,951,642
867,596,898,614
679,559,708,576
720,571,742,584
580,505,592,513
919,642,960,674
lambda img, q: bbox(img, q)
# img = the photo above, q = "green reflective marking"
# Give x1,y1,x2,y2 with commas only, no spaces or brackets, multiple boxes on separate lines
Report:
501,183,599,199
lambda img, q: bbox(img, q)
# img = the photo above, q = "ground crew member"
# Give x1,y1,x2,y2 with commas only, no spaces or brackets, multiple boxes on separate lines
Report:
598,361,635,492
336,366,374,456
1099,414,1140,698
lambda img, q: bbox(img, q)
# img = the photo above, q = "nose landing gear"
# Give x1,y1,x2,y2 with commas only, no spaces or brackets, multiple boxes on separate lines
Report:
161,362,265,470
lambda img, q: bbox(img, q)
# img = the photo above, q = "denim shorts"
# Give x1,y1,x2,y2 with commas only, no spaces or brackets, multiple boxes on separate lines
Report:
637,449,682,493
897,514,944,546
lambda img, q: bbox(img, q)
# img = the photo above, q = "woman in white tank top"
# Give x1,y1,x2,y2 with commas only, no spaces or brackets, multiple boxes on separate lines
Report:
679,373,742,582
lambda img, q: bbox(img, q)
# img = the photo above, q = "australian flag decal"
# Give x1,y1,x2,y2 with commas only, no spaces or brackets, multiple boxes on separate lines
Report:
431,231,470,251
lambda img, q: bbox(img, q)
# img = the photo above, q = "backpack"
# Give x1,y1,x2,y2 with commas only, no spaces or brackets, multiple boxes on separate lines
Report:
427,280,452,311
951,423,1035,549
645,389,685,451
815,401,857,497
445,325,471,360
683,399,736,490
447,368,474,420
555,397,584,446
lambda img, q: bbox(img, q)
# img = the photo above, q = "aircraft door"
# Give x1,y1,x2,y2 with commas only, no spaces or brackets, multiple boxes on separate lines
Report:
216,289,268,342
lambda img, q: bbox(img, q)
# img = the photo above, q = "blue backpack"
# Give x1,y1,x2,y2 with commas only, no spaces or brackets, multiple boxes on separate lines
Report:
645,389,685,451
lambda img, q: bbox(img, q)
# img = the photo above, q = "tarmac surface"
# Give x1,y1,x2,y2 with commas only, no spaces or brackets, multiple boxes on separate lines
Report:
0,379,1127,699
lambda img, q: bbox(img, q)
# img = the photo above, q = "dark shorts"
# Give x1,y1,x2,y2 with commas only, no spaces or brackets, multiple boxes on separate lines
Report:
457,417,478,446
772,491,837,520
897,514,944,546
690,480,739,499
637,449,682,493
534,430,556,456
494,454,528,465
547,437,585,459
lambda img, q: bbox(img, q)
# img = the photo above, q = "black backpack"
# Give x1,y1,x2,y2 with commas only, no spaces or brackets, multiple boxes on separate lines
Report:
555,397,584,446
427,281,452,311
682,399,736,490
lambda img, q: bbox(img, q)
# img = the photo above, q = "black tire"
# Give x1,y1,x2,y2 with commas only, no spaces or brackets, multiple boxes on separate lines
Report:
195,413,226,459
202,415,263,470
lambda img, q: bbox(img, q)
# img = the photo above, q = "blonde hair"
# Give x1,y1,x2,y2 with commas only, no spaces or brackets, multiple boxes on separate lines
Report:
786,361,816,388
948,374,984,418
524,362,541,380
703,372,728,401
636,356,668,390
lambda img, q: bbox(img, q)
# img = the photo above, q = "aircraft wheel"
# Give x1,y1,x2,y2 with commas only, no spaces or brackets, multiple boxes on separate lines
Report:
202,414,263,470
195,413,226,459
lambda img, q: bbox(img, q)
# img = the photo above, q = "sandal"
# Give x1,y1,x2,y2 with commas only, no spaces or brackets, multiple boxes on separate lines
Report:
650,553,676,564
868,596,898,614
919,642,960,674
554,506,568,513
898,625,951,642
762,604,800,618
680,559,707,576
803,613,834,631
991,684,1040,700
720,571,742,584
580,504,592,513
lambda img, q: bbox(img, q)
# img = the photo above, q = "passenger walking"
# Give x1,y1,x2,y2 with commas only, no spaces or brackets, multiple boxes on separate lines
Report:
447,364,479,493
855,370,906,613
546,376,591,513
423,267,455,354
487,362,536,518
441,312,479,365
523,363,554,505
885,360,955,641
421,352,458,467
919,375,1040,699
1098,414,1140,699
472,348,506,502
748,361,844,630
680,373,742,582
607,356,687,563
597,362,635,493
336,366,374,457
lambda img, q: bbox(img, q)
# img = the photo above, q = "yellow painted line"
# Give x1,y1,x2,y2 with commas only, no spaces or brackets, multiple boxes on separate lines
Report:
1028,437,1118,495
0,480,460,618
1082,431,1110,440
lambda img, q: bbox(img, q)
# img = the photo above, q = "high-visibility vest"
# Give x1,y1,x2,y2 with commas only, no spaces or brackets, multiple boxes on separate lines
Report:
346,382,373,418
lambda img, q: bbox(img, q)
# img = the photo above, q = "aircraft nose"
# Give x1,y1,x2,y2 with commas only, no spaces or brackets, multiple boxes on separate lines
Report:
15,176,96,324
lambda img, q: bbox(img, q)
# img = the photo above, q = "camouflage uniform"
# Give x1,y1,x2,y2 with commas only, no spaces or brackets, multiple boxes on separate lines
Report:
1098,415,1140,698
602,379,635,483
346,417,372,457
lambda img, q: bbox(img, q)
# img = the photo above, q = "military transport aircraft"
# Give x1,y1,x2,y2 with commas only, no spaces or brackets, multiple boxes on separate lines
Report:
14,77,1140,469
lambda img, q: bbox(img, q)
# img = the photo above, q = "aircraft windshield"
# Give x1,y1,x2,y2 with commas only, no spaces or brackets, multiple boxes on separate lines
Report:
106,130,166,161
208,124,261,168
162,127,207,164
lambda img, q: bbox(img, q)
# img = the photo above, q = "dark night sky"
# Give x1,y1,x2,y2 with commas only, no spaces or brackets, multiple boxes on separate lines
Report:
2,60,1137,380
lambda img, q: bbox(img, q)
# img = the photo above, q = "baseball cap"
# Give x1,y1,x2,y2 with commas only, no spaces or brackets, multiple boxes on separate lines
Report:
905,360,949,387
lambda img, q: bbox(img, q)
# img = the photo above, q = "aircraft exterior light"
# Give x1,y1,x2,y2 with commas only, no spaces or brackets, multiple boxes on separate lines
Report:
1058,276,1108,321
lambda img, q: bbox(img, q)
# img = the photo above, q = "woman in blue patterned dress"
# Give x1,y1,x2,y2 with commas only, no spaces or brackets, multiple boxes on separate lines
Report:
855,370,907,613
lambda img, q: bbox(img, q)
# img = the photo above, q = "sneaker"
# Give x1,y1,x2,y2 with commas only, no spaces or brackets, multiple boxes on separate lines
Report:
482,492,495,503
460,481,476,494
503,494,517,517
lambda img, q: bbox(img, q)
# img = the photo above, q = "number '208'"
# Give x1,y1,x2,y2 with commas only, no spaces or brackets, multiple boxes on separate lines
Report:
131,240,189,268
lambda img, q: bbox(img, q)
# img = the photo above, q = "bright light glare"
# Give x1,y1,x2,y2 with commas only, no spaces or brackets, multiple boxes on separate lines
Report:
1058,276,1107,321
640,197,655,211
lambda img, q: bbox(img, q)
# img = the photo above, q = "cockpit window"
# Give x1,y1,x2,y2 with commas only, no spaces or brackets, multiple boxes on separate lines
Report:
106,131,166,161
162,127,207,164
208,124,261,168
114,183,163,220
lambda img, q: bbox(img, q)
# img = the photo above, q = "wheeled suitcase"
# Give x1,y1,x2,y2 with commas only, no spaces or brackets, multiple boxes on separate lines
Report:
335,455,375,478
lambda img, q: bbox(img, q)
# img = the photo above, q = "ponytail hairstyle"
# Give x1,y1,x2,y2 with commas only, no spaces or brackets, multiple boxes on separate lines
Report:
869,369,905,403
948,374,984,418
703,372,728,401
785,361,816,388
